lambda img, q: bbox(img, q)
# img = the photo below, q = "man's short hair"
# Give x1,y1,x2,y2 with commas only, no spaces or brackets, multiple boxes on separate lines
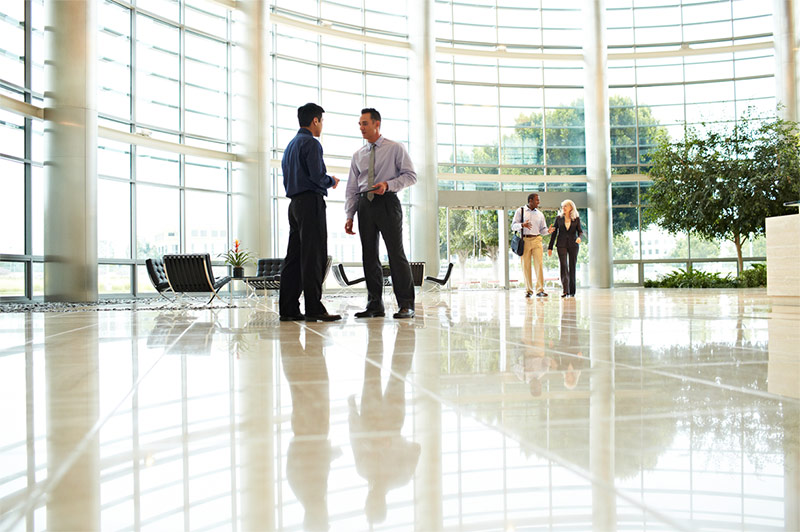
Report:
298,103,324,127
361,108,381,123
527,193,540,202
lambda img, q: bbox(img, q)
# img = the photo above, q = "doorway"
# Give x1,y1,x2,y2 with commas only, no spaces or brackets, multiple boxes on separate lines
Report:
438,191,589,291
439,208,504,289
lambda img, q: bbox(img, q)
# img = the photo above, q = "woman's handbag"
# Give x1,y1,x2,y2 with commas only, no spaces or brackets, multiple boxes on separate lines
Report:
511,207,525,256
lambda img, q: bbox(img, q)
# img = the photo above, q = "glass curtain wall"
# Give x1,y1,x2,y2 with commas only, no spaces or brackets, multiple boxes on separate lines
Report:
270,1,411,272
612,180,769,285
0,0,44,299
1,0,412,300
609,1,773,283
435,0,775,286
0,0,780,299
98,0,233,297
435,0,586,185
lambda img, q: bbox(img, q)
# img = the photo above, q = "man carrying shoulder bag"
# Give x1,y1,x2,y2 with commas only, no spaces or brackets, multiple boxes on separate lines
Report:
511,193,554,298
510,213,525,257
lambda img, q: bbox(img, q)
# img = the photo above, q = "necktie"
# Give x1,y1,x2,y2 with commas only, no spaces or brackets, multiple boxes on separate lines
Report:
367,143,375,201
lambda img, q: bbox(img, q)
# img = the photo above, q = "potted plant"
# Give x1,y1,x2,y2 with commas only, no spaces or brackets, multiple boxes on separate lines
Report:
219,239,254,278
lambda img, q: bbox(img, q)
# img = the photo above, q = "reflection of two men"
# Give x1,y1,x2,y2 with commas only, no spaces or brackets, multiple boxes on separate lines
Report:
349,321,420,525
280,328,339,531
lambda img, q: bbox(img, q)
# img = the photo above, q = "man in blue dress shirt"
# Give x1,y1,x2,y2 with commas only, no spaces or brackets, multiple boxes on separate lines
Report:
344,108,417,319
279,103,341,322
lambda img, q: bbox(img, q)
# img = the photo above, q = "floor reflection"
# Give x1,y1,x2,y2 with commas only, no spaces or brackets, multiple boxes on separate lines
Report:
349,322,419,526
147,311,218,355
0,289,797,531
280,327,339,531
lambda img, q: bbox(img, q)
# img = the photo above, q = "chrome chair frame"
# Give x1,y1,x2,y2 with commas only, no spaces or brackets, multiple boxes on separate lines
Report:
145,258,175,304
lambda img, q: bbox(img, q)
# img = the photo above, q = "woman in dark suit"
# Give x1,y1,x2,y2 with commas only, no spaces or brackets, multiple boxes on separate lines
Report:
547,199,583,298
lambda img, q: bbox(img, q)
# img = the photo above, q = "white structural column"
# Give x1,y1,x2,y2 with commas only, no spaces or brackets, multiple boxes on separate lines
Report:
583,0,613,288
232,1,272,267
409,0,440,271
774,0,799,121
43,0,98,302
499,209,509,289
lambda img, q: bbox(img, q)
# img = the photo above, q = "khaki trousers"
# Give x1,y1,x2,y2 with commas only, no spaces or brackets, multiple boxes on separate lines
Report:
521,235,544,294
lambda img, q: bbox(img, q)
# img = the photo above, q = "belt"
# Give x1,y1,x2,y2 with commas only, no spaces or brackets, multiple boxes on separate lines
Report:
289,190,322,198
523,235,540,238
358,189,396,198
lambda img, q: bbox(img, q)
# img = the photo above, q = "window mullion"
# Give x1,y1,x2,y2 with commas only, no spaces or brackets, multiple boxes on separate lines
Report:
23,0,33,298
179,2,186,254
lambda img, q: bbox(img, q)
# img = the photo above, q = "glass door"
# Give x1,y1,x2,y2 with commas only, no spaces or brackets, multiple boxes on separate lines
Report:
440,208,504,289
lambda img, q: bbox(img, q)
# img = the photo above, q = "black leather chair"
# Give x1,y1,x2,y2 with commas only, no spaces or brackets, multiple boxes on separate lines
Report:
332,263,365,288
381,264,392,287
244,258,284,292
409,261,426,287
244,256,332,294
380,262,425,288
145,258,173,301
424,262,454,288
162,253,232,305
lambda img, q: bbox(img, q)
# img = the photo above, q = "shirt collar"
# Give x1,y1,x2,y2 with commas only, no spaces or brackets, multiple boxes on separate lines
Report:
297,128,313,137
368,135,384,148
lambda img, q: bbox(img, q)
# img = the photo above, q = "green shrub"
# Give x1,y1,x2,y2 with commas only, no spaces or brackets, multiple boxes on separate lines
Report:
734,263,767,288
644,264,767,288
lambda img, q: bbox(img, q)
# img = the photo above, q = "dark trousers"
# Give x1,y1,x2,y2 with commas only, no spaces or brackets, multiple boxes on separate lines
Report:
557,245,579,296
357,192,414,311
279,192,328,316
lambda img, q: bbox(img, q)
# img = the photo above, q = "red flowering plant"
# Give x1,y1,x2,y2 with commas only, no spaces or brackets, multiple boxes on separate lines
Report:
218,239,254,268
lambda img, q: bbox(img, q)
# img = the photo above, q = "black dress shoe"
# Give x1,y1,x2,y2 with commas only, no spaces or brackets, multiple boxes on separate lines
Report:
536,291,548,297
393,308,415,319
279,314,305,321
354,309,385,318
525,292,533,298
304,313,342,322
561,293,568,298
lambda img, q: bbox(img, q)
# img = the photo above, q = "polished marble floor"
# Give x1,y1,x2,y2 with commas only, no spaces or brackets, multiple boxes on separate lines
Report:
0,288,798,532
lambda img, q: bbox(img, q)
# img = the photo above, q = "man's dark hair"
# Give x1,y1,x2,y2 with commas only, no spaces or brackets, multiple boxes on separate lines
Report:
298,103,324,127
527,193,540,202
361,108,381,122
